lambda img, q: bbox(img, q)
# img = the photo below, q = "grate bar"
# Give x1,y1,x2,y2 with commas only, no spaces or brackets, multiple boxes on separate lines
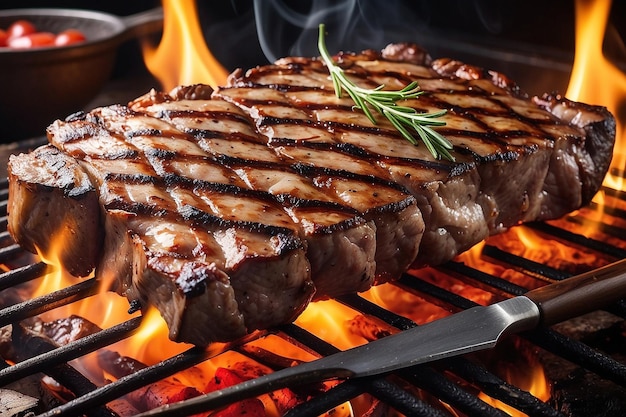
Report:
0,316,143,387
525,328,626,386
0,261,47,292
439,260,530,296
37,346,218,417
339,293,564,417
285,376,453,417
0,278,99,327
0,243,24,264
397,272,477,312
338,293,417,331
478,245,571,281
526,222,626,259
398,366,512,417
601,185,626,202
441,357,564,417
588,201,626,220
564,216,626,241
279,324,452,417
0,230,12,246
406,264,626,387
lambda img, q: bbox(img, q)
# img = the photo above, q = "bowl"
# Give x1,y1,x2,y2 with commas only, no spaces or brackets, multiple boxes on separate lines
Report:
0,7,162,142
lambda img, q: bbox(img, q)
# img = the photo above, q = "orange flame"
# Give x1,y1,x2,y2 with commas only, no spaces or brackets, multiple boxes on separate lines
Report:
567,0,626,191
479,347,550,416
142,0,229,90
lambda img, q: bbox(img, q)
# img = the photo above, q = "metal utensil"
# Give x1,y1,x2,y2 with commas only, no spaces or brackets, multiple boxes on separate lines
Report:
72,258,626,417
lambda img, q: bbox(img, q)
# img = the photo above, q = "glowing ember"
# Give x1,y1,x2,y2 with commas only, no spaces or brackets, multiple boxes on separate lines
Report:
141,0,228,90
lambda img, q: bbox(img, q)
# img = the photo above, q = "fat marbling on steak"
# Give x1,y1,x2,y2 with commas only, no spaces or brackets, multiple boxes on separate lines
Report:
7,44,615,346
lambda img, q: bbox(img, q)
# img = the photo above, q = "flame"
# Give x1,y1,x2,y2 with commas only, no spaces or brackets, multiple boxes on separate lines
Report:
142,0,228,90
295,299,368,350
567,0,626,191
478,346,550,417
32,227,186,369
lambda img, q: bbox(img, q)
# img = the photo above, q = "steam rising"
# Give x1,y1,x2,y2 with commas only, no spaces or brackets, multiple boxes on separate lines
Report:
252,0,433,62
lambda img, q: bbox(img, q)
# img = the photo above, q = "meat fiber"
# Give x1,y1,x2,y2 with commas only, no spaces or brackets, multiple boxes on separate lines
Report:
7,44,615,346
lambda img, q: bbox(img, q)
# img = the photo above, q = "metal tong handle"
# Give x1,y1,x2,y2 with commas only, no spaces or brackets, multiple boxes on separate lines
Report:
526,257,626,325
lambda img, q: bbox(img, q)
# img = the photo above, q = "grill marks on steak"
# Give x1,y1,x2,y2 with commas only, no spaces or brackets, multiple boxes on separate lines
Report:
7,44,615,346
29,85,421,345
129,92,423,289
44,112,315,344
216,46,614,265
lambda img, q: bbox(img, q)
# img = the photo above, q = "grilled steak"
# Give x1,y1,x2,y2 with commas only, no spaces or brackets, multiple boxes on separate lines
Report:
7,44,615,346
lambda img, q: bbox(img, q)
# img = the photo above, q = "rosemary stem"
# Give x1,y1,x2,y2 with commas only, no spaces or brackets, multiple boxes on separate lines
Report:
317,23,455,161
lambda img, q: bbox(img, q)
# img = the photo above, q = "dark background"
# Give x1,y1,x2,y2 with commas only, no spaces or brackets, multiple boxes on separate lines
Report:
1,0,625,96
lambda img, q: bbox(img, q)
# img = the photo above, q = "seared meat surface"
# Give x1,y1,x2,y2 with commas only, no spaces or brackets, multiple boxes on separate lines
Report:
7,44,615,346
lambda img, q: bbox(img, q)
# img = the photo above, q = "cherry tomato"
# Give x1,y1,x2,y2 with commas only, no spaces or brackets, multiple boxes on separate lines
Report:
7,19,37,39
0,29,8,47
8,32,56,49
54,29,86,46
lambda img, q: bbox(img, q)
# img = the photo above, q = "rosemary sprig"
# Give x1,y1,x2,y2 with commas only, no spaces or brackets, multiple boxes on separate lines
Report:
317,24,455,161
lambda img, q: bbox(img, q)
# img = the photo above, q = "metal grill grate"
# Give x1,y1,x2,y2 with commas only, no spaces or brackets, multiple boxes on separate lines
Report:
1,172,625,417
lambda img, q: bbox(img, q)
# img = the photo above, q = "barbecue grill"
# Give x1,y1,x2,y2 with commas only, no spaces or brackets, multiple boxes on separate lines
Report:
1,1,626,416
1,154,626,416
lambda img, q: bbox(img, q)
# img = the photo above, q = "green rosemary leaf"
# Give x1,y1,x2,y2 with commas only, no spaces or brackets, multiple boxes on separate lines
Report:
318,23,455,161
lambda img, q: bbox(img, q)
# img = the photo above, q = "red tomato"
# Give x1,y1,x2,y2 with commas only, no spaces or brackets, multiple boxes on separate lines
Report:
8,32,55,49
7,19,37,39
54,29,86,46
0,29,8,47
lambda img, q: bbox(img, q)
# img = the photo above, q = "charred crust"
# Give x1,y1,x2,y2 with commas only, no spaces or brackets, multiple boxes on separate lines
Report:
325,120,395,136
274,193,358,214
381,43,432,66
215,154,279,169
171,175,282,205
258,116,320,128
144,147,177,160
581,118,616,203
156,109,251,126
47,120,103,145
102,149,140,160
291,162,408,192
332,142,375,158
181,128,222,139
430,58,525,98
65,111,87,122
105,173,159,185
32,145,96,198
125,128,162,138
274,233,306,253
168,84,214,101
231,81,320,93
304,215,368,235
179,204,298,241
104,199,171,218
364,194,417,215
127,299,142,314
